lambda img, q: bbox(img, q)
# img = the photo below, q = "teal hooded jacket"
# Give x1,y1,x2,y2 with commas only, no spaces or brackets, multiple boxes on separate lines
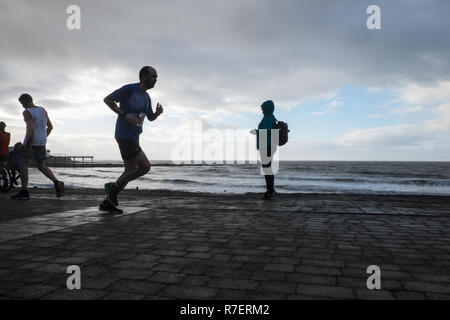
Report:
256,100,277,150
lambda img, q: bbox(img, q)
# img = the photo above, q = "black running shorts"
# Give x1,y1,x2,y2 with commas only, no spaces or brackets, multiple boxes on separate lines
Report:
20,145,47,161
116,138,142,161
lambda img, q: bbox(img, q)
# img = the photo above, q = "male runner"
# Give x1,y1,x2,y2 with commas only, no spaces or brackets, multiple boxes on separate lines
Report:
101,66,163,213
11,94,64,200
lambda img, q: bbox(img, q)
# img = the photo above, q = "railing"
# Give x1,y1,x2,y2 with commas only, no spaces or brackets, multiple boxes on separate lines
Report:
46,155,94,167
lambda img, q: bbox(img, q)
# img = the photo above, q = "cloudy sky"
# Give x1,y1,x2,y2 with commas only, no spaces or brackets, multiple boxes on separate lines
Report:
1,0,449,161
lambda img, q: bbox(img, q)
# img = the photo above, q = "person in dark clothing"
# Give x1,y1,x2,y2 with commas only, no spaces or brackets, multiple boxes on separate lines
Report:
0,121,10,166
251,100,278,200
8,142,22,185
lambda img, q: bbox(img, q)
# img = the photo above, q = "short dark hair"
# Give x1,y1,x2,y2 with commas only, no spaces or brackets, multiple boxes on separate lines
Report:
18,93,33,104
139,66,155,80
0,121,5,130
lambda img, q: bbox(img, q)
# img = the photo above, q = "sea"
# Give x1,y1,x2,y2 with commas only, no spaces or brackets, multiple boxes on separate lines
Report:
24,161,450,196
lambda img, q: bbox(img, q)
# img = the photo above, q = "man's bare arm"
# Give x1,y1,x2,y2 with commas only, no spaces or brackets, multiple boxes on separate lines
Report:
23,110,34,148
104,96,124,117
147,103,164,121
104,96,139,126
44,109,53,136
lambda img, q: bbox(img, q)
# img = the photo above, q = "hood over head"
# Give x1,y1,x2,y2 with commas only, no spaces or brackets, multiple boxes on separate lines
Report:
261,100,275,115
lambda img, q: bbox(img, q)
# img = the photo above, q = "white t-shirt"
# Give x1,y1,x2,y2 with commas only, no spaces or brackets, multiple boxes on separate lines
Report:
24,106,47,146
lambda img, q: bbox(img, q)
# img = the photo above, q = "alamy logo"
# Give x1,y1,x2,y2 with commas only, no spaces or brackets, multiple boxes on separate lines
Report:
66,5,81,30
170,120,280,174
66,265,81,289
366,265,381,290
366,5,381,30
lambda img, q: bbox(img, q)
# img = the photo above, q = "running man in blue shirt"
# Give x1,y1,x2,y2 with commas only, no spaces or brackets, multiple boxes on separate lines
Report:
101,66,163,213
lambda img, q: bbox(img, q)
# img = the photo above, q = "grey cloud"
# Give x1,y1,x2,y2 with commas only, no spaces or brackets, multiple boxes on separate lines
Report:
38,99,76,110
1,0,450,117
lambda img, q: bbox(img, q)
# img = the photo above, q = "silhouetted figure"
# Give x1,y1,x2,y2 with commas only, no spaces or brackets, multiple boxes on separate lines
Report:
0,121,10,166
101,66,163,213
10,94,64,200
251,100,278,200
8,142,22,185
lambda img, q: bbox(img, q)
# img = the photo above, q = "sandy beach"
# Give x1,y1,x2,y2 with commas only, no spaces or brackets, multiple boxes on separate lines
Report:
0,188,449,300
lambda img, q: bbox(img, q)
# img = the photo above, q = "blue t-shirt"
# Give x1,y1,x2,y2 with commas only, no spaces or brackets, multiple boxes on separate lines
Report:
108,83,154,141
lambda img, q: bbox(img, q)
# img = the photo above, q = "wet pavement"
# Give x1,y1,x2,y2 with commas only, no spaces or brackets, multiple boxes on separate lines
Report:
0,188,449,299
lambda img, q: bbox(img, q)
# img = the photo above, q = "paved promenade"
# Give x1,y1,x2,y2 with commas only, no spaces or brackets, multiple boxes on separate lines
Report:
0,189,449,300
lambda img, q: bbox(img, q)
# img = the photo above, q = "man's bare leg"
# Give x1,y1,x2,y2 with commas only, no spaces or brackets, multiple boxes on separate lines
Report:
19,158,30,190
103,151,150,208
116,151,151,190
37,159,58,183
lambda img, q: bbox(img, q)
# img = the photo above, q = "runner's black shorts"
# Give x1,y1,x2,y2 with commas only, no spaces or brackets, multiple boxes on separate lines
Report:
116,138,142,161
20,146,47,161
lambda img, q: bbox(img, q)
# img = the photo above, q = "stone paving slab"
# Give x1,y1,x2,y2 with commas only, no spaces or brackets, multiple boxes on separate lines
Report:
0,189,449,300
0,205,147,242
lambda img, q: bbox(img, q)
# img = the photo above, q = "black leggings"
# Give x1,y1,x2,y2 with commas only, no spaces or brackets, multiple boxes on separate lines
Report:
264,174,274,192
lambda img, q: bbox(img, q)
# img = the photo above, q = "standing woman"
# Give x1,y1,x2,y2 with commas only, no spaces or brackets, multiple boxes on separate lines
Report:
251,100,278,200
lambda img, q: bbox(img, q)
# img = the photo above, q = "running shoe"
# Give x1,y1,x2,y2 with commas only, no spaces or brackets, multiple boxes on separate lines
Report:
10,190,30,200
55,181,64,198
99,199,123,214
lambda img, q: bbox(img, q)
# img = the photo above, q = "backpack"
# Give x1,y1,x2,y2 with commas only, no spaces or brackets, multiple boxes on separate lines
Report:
274,119,289,146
